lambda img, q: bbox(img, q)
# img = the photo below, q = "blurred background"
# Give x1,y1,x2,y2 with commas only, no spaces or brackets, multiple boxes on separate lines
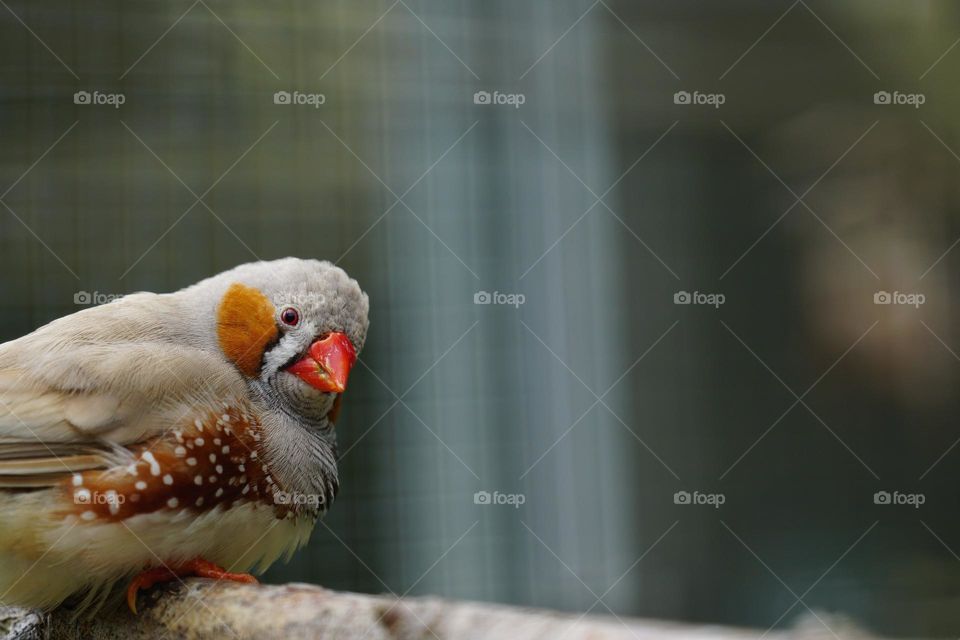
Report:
2,0,960,636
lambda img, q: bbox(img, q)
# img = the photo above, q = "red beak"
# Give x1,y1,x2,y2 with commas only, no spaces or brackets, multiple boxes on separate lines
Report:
284,332,357,393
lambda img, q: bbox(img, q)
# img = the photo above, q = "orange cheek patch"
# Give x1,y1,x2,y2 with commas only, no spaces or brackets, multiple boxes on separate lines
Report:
216,283,278,377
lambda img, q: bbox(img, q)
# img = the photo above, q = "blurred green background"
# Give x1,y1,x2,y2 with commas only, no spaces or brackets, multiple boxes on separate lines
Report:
3,1,960,636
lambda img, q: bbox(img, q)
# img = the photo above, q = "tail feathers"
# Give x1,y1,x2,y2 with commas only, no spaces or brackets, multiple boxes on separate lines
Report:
0,551,123,616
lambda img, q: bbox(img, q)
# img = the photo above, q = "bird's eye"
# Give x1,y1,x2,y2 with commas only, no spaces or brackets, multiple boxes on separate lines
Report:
280,307,300,327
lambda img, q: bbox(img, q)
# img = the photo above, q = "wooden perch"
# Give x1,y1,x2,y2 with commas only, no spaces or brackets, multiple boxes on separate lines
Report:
0,581,882,640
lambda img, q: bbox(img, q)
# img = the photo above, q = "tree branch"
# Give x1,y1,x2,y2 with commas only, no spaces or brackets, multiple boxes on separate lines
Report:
0,581,880,640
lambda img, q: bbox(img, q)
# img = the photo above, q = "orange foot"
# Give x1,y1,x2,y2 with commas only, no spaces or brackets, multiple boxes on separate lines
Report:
126,557,258,614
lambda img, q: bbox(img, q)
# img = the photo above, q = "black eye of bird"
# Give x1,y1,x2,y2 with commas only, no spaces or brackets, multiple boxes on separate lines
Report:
280,307,300,327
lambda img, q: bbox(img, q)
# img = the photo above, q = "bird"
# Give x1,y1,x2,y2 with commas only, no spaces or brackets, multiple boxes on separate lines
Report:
0,258,369,615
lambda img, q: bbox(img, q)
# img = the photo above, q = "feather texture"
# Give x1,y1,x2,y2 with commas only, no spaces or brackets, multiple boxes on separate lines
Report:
0,258,369,612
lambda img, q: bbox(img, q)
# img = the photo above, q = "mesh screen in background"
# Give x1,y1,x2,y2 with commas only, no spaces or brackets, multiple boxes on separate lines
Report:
3,1,960,637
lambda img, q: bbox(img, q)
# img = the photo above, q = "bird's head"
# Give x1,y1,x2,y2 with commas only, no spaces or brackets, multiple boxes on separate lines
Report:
195,258,369,427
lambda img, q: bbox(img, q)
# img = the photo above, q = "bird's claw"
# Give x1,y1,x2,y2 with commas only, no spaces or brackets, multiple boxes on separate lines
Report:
126,557,258,614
